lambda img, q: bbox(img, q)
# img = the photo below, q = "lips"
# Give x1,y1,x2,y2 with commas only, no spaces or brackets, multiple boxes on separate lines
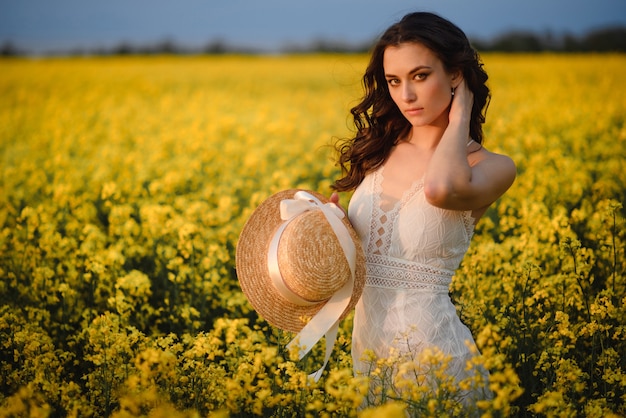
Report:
405,107,423,115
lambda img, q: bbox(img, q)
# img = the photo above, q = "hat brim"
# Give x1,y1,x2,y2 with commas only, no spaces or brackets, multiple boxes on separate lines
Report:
236,189,366,333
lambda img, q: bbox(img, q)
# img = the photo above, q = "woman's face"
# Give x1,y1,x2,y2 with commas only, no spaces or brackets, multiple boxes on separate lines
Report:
383,42,456,128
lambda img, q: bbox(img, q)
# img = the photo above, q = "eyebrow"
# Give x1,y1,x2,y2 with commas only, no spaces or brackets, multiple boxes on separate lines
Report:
385,65,432,78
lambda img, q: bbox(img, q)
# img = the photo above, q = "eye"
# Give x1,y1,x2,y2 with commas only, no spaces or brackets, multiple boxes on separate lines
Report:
414,72,429,80
386,78,400,86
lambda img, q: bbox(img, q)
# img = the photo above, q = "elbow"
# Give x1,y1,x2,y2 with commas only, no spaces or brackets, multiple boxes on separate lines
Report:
423,180,457,209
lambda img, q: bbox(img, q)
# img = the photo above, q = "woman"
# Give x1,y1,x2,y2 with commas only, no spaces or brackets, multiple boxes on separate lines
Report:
330,12,516,408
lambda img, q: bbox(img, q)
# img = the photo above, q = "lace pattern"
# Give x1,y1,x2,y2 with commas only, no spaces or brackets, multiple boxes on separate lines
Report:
368,168,424,256
349,165,475,272
366,254,452,291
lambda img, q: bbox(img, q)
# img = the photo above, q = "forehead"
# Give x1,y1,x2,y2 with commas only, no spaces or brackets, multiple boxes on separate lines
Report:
383,42,442,73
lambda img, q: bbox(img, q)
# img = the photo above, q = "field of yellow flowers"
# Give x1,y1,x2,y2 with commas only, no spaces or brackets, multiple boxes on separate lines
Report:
1,53,624,417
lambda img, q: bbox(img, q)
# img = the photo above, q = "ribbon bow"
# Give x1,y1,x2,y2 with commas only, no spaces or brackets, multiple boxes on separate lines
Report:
266,191,356,382
280,191,346,221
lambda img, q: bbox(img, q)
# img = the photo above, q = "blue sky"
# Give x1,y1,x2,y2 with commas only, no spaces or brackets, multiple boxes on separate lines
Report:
1,0,625,53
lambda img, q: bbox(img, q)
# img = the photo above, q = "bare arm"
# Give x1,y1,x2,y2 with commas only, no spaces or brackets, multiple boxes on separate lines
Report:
423,79,516,211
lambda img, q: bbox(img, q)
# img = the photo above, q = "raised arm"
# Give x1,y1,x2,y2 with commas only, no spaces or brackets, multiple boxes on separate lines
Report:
423,79,516,212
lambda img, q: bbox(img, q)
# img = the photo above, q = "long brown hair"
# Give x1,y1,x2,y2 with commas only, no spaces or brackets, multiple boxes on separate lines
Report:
333,12,490,192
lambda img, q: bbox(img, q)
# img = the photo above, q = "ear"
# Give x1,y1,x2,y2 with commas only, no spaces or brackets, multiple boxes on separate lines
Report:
449,70,463,88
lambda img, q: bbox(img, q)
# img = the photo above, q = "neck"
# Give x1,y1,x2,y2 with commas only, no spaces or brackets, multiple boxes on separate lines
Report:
407,123,447,150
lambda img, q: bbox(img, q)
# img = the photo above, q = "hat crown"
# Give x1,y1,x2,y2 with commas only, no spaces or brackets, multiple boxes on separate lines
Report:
236,188,365,333
277,210,350,303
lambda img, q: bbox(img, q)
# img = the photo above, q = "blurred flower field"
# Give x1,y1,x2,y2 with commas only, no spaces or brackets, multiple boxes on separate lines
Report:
0,53,624,417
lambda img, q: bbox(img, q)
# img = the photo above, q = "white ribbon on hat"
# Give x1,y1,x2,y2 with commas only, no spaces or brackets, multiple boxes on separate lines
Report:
266,190,357,382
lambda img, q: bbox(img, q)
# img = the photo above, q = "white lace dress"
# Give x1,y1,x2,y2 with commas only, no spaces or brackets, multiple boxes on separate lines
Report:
348,164,491,404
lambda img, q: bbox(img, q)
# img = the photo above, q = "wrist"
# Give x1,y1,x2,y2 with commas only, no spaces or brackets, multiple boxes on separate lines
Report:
446,117,470,137
448,112,470,126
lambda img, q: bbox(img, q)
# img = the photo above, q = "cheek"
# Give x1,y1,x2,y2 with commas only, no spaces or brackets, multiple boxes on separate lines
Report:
425,81,450,103
425,85,452,114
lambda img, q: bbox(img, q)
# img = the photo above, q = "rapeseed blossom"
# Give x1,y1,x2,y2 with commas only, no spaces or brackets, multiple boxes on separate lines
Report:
1,54,625,416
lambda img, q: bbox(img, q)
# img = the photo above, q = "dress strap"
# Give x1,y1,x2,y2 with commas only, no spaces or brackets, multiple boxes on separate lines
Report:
467,139,475,147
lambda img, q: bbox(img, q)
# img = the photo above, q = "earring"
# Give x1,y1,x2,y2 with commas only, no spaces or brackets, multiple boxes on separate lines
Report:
451,88,455,97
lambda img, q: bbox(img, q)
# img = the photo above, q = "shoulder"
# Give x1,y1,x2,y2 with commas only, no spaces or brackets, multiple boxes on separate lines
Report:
470,146,517,192
469,142,515,169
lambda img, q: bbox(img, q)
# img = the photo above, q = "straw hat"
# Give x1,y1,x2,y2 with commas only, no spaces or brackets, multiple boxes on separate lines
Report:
236,189,366,333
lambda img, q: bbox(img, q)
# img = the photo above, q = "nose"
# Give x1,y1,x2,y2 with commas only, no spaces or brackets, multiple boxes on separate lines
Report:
402,83,416,102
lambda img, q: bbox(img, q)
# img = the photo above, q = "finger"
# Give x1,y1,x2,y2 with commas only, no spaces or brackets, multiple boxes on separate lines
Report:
329,192,348,215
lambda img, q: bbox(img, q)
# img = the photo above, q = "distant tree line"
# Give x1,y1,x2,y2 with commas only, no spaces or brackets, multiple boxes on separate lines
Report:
472,26,626,52
1,25,625,56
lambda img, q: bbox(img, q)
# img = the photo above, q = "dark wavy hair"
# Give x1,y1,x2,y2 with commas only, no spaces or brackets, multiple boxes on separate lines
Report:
333,12,490,192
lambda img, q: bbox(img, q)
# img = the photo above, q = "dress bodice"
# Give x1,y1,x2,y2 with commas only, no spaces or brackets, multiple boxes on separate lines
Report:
348,165,475,289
